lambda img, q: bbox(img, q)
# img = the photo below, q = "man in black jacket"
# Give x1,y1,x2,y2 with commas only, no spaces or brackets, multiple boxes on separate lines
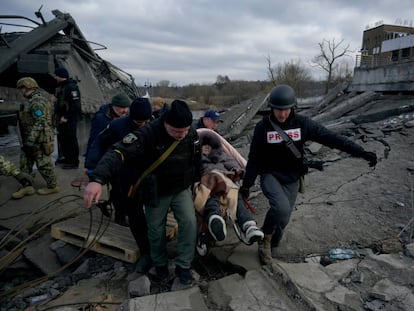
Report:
53,67,81,169
84,100,200,287
86,98,153,271
240,85,377,265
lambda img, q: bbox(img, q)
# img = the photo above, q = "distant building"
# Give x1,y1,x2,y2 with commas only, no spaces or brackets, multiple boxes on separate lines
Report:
358,22,414,67
351,22,414,92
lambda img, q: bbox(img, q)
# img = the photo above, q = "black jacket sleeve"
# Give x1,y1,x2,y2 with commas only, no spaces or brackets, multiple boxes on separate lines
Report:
242,122,263,188
304,117,365,157
89,131,147,185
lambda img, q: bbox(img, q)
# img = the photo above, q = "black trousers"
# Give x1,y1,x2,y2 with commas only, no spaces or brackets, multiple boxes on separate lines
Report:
57,119,79,165
126,198,150,256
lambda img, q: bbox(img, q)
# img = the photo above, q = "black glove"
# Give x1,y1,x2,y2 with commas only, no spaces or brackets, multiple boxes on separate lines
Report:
239,186,250,199
15,172,33,187
361,151,377,167
22,145,35,157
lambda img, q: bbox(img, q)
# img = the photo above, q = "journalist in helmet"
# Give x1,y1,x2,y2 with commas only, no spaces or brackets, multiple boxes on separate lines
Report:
240,85,377,265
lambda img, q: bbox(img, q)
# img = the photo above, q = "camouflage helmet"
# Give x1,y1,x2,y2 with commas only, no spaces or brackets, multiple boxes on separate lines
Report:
16,77,38,89
267,85,297,109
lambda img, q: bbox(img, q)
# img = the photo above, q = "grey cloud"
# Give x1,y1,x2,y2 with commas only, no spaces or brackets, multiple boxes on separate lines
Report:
2,0,414,85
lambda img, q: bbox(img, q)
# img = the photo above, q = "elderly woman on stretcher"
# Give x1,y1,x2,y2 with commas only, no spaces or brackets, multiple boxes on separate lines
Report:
193,129,264,250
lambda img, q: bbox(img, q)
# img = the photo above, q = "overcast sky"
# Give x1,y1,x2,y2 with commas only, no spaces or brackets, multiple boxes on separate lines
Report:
2,0,414,86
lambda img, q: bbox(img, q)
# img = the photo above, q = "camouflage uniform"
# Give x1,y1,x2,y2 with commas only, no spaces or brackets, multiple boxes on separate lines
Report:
0,155,20,177
19,88,57,188
0,155,34,200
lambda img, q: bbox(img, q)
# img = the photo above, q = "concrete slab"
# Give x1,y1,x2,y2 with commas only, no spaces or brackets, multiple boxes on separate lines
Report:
324,285,363,310
23,234,61,274
276,262,336,293
227,243,262,271
208,271,294,311
371,279,414,309
273,261,337,310
368,253,414,270
122,286,208,311
324,259,359,280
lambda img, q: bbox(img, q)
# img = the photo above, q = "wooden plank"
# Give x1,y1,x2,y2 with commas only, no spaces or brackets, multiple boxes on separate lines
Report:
51,209,178,263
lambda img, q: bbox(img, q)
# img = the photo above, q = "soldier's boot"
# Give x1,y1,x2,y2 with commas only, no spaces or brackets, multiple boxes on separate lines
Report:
258,234,272,265
37,186,60,195
12,186,35,199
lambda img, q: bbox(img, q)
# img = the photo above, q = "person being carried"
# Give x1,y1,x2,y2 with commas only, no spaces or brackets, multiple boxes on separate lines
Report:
0,155,34,199
83,100,200,288
240,84,378,265
194,129,263,248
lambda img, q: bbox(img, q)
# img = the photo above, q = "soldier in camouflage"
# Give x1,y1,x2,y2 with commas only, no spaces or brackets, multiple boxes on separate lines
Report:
0,155,34,199
16,77,59,196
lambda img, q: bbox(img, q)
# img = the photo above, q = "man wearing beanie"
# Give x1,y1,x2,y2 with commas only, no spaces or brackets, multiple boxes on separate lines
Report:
85,98,152,229
53,66,81,169
84,92,131,163
84,100,200,288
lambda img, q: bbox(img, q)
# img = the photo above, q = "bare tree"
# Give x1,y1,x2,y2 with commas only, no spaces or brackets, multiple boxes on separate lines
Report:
266,55,276,85
313,38,353,94
266,57,311,97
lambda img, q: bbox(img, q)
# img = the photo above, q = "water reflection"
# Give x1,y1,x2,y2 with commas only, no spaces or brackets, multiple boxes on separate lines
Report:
0,118,91,163
0,126,20,148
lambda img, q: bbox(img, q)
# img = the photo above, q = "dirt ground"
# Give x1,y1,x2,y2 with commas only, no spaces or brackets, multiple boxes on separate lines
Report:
247,123,414,262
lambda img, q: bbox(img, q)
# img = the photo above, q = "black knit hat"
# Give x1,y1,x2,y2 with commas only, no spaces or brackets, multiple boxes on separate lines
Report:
129,98,152,121
54,67,69,79
165,100,193,128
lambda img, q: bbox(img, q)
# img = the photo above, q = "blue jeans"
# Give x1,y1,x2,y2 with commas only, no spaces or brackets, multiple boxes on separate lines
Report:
145,187,197,269
260,173,299,236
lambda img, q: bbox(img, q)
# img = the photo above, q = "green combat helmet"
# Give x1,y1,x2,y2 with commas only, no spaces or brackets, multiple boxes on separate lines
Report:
16,77,38,89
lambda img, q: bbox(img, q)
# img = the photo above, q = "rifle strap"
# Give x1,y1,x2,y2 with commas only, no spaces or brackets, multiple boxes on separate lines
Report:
128,140,180,198
268,116,302,159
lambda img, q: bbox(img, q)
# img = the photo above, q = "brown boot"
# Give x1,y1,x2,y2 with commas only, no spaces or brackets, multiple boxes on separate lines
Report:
37,186,59,195
258,234,272,265
12,186,35,199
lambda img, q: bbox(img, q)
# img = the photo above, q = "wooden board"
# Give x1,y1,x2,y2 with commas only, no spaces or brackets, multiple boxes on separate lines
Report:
51,209,178,263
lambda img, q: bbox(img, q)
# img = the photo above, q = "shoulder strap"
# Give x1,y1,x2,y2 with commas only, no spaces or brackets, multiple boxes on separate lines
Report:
128,140,180,198
268,116,301,159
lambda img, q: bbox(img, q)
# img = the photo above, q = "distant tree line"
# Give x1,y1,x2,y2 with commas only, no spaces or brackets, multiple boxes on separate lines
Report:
143,38,353,107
